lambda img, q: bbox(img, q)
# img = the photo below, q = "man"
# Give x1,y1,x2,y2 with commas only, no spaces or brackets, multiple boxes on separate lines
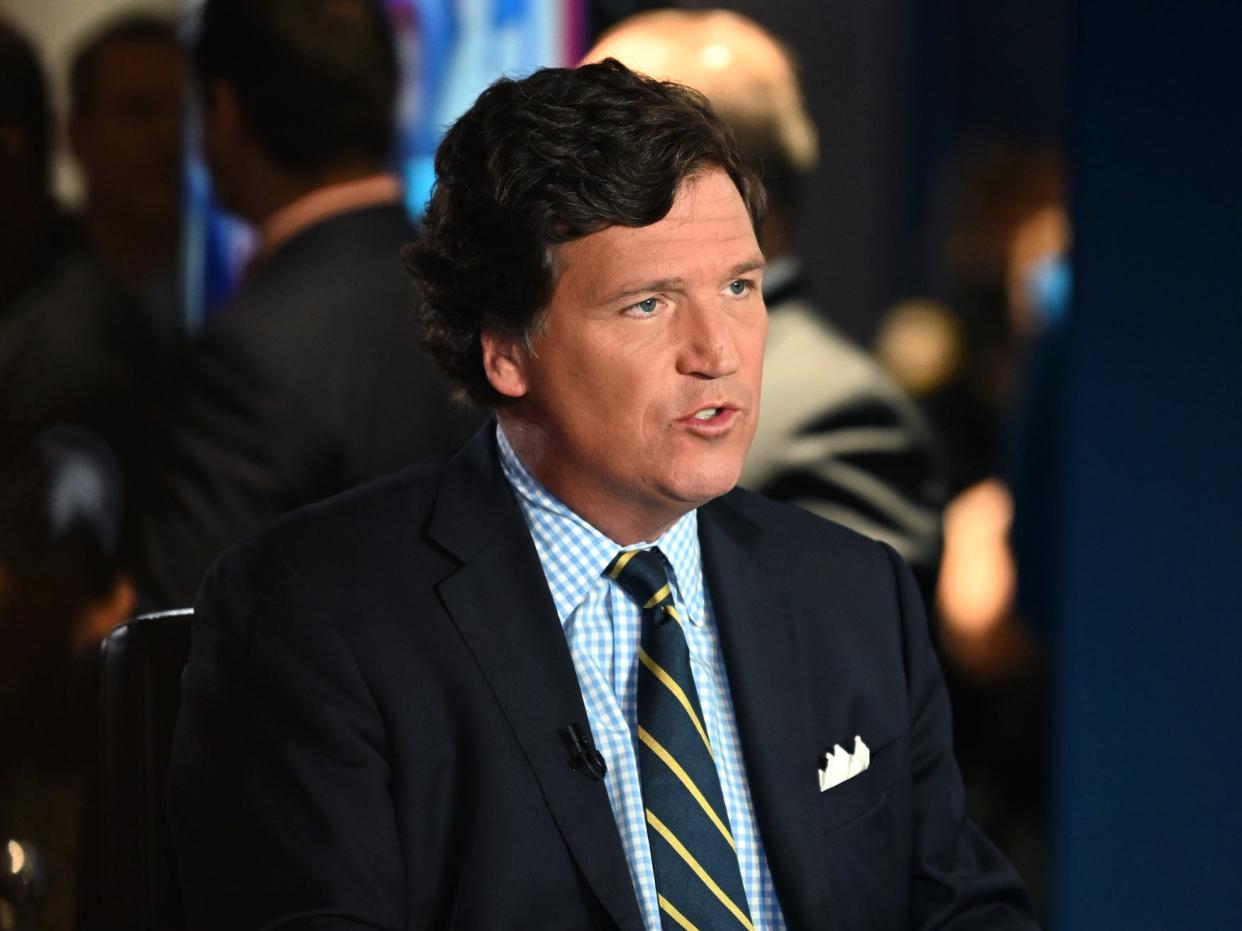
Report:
586,11,944,604
68,13,183,336
170,61,1037,929
0,18,76,314
2,16,179,479
130,0,478,607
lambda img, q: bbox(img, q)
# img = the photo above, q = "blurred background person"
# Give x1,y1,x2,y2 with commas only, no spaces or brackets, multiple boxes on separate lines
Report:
0,18,76,316
1,19,172,925
585,8,946,603
1,13,177,541
68,13,183,340
875,143,1069,679
875,143,1069,912
128,0,480,609
879,145,1068,501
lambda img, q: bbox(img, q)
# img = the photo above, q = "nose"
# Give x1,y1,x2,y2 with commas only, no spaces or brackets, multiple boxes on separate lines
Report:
675,294,742,379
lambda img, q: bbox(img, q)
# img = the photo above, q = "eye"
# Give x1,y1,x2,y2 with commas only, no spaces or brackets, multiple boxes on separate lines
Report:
631,297,660,315
727,279,751,296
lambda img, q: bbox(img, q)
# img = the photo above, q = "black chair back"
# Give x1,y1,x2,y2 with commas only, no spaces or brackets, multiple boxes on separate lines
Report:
97,609,192,931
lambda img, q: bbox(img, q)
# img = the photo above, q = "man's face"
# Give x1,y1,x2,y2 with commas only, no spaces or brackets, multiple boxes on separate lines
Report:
488,167,767,543
72,39,182,233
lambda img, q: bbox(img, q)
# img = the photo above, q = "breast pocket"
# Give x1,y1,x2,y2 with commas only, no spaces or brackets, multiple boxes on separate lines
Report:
817,734,908,834
818,735,911,929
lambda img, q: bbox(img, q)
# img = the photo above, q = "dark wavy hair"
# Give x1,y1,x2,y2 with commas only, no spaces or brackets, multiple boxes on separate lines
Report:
191,0,396,174
404,59,766,407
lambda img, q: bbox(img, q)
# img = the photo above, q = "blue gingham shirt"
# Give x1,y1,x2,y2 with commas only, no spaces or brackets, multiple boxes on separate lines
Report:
497,424,787,931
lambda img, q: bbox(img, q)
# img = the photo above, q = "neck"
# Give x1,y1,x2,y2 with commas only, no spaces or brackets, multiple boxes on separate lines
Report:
81,210,177,288
568,495,678,548
498,414,682,546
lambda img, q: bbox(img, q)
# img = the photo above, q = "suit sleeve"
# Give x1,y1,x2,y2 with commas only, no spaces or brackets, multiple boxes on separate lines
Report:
168,541,403,931
883,543,1040,930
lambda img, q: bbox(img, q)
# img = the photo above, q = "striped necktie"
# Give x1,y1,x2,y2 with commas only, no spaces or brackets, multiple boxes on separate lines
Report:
605,548,754,931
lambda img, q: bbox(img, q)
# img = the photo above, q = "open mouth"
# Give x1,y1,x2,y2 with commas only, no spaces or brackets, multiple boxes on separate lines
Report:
682,405,735,427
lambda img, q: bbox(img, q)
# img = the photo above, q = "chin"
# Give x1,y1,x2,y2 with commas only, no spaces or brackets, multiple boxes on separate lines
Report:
664,462,745,510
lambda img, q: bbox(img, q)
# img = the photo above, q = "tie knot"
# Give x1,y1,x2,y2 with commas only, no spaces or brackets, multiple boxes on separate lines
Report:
604,547,675,614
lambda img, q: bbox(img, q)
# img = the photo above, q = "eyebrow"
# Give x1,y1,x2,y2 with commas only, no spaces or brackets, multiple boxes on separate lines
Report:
597,256,767,306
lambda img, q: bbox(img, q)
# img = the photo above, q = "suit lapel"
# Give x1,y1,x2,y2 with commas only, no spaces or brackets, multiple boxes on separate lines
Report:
700,495,837,930
429,427,645,931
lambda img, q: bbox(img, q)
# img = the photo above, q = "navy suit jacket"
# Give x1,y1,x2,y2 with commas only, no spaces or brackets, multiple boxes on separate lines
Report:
168,426,1037,930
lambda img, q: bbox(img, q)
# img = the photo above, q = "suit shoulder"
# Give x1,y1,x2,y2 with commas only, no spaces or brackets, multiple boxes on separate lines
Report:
708,488,909,630
190,458,459,666
261,458,444,553
718,485,888,556
200,457,445,599
208,207,414,326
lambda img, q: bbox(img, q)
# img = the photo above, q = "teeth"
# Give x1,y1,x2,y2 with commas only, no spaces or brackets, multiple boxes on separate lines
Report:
693,408,719,420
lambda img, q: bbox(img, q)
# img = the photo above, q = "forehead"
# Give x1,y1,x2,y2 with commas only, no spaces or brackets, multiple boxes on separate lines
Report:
90,39,180,91
553,168,761,300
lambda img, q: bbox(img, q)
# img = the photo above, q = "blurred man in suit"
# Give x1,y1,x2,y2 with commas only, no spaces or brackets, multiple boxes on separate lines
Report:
1,16,180,483
170,59,1036,929
68,13,183,337
131,0,478,606
587,11,945,602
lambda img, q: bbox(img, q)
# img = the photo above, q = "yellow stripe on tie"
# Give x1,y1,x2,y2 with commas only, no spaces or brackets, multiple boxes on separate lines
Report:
662,603,683,624
659,894,701,931
639,727,735,849
608,549,639,579
645,810,754,931
638,648,713,755
644,583,671,610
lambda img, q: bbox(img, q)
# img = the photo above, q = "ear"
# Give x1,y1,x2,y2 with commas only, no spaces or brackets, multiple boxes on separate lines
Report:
480,331,530,399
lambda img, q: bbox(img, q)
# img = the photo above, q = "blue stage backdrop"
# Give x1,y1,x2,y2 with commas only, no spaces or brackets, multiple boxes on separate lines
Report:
1053,1,1242,927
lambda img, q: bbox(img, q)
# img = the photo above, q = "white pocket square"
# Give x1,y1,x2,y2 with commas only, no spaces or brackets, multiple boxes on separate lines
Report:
818,735,870,792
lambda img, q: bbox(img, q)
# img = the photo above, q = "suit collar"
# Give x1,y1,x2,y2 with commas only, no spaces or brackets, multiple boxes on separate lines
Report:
700,493,837,928
426,420,516,563
428,424,646,931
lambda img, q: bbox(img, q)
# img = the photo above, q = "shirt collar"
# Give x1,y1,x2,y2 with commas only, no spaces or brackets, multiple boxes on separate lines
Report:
496,422,704,625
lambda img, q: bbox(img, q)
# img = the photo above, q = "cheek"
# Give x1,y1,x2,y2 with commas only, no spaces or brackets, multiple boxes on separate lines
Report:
568,354,649,407
743,314,769,360
542,356,635,441
741,328,768,389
